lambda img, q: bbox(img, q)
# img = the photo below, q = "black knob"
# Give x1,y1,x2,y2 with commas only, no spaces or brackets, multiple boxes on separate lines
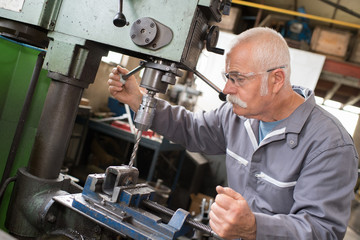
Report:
219,92,227,101
113,12,127,27
206,25,224,55
113,0,128,27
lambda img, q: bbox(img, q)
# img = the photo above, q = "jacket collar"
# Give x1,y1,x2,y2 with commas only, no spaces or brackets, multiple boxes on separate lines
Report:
245,86,315,148
281,86,315,134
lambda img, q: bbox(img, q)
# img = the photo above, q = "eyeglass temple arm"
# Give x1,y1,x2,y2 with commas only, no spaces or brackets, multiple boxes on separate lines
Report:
266,65,286,72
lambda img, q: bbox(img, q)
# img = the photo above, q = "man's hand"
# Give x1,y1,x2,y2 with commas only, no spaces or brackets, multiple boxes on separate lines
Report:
209,186,256,240
107,65,143,112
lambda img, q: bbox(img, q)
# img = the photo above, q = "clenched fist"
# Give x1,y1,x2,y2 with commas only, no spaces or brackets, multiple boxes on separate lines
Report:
209,186,256,240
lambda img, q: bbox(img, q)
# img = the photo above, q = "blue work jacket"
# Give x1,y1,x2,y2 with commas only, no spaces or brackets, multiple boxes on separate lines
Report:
151,86,358,239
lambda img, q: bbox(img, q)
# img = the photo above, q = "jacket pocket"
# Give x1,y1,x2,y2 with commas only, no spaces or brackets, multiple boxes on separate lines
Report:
255,172,297,188
254,171,296,214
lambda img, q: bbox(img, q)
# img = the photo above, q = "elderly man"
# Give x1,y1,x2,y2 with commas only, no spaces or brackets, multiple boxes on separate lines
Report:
107,27,358,239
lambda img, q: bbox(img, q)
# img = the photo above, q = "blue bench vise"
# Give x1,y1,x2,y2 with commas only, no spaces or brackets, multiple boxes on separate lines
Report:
62,165,213,239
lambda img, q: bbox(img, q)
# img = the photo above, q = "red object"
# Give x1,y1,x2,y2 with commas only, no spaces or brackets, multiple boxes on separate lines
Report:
111,121,154,137
323,59,360,80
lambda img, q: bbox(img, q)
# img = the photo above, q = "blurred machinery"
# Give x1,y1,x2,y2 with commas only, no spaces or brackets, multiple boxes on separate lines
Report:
168,72,202,111
281,7,312,45
0,0,230,239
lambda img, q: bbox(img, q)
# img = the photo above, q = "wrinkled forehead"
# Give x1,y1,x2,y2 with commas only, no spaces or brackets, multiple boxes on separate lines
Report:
225,44,257,72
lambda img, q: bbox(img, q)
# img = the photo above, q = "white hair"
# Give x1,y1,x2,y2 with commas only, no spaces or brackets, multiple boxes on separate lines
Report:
227,27,291,90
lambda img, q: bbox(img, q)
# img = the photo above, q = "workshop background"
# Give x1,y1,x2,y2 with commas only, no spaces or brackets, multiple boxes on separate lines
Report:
0,0,360,239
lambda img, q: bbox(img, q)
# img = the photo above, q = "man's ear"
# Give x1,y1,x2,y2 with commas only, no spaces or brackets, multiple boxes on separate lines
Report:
271,69,285,94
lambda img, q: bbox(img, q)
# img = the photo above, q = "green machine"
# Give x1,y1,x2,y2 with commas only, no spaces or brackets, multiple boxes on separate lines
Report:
0,0,230,238
0,37,51,231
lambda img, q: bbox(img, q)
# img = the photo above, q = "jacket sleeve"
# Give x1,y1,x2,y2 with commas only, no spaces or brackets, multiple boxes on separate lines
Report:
150,98,227,154
255,144,358,239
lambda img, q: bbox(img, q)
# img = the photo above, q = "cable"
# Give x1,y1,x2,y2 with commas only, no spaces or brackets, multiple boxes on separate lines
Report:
0,51,46,206
0,176,17,201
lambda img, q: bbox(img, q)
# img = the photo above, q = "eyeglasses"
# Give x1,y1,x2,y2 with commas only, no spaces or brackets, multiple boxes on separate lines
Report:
223,65,286,87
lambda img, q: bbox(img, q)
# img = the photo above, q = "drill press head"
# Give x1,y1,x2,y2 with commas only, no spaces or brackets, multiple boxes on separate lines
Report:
133,60,184,131
118,1,230,131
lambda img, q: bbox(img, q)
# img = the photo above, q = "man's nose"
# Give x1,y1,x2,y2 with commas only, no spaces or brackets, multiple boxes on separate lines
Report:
222,80,237,95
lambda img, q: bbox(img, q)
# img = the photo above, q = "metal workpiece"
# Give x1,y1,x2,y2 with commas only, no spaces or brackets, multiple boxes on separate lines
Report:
83,171,154,207
102,166,139,196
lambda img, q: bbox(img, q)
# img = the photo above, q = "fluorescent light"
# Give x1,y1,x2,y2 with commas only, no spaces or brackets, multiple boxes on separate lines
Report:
324,99,342,109
343,105,360,114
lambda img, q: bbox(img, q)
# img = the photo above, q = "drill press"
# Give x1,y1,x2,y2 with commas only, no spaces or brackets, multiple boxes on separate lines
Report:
0,0,231,238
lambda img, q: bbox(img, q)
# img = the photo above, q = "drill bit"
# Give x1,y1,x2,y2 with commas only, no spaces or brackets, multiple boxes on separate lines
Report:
129,130,142,168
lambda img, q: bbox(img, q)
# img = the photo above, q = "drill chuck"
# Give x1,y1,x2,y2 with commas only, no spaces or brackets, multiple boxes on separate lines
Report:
134,92,157,131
